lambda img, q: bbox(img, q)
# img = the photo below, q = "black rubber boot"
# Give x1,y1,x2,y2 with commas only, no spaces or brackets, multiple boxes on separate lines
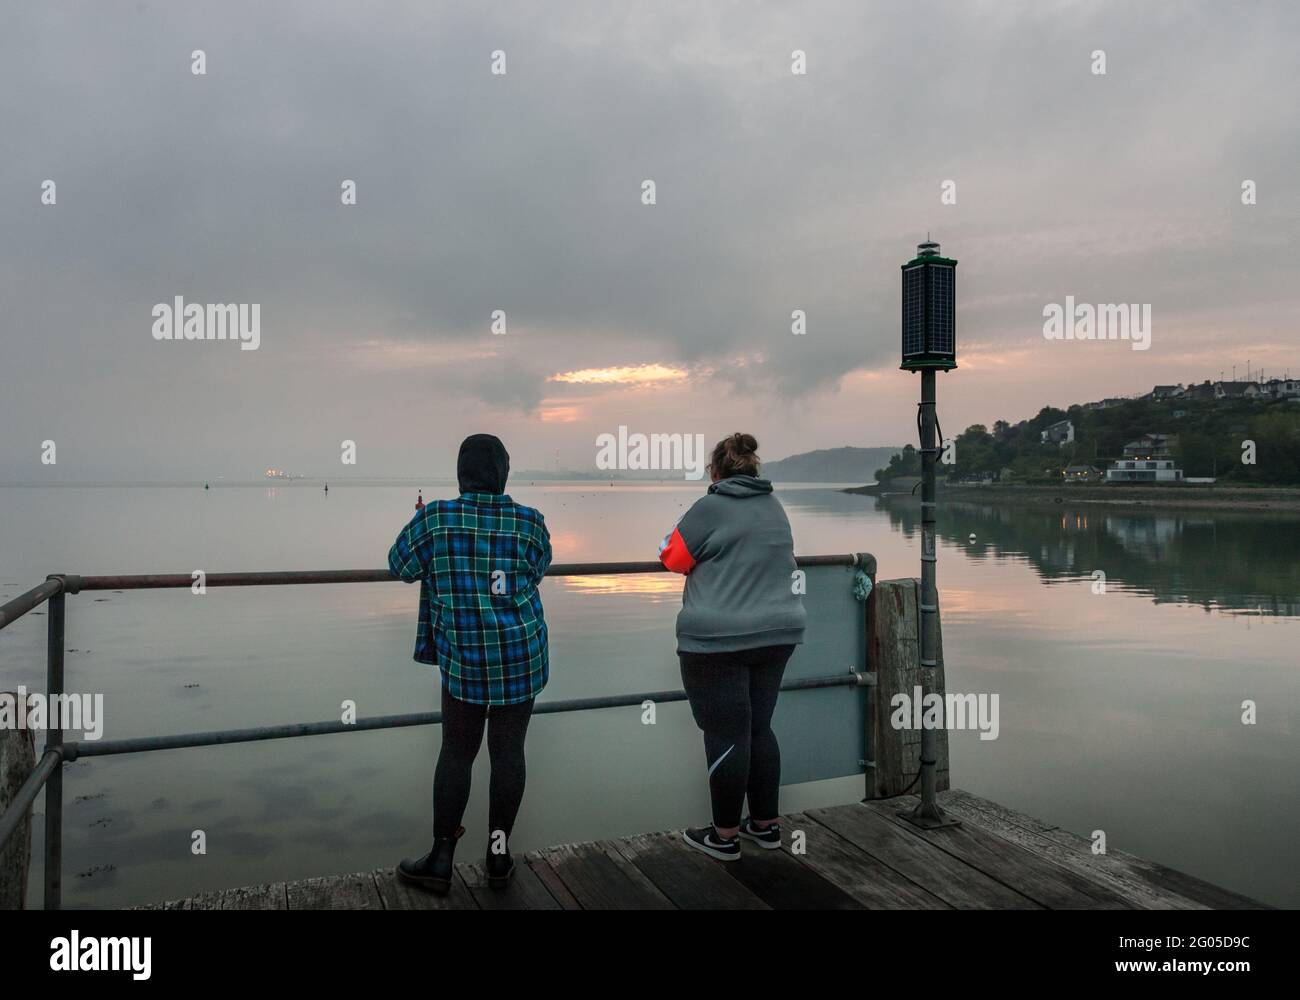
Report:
485,839,515,889
396,826,464,894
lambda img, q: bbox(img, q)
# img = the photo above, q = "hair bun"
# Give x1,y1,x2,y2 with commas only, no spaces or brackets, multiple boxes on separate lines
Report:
711,432,761,479
732,433,758,455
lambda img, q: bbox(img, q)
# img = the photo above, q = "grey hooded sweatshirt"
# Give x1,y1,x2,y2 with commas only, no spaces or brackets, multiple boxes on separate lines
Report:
658,475,807,653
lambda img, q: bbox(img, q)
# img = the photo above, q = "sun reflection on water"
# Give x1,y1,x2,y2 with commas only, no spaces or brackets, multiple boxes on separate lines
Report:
559,574,683,599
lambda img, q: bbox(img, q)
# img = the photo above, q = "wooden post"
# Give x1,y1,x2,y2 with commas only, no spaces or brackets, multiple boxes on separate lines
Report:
869,579,950,798
1,692,36,909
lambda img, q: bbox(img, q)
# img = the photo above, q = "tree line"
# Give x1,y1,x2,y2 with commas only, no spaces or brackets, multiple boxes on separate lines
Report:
873,395,1300,485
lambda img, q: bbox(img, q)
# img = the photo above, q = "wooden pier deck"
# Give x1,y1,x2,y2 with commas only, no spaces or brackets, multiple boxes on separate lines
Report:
144,790,1268,910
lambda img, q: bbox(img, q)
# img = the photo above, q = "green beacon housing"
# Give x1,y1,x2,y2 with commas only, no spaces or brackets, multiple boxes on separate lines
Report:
900,238,957,371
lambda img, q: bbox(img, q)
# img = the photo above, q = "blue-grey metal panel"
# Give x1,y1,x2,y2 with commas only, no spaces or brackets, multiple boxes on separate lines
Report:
902,265,924,356
538,561,867,786
772,562,867,784
929,264,955,353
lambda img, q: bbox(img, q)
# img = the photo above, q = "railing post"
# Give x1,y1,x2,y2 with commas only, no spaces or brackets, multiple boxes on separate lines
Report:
44,586,65,910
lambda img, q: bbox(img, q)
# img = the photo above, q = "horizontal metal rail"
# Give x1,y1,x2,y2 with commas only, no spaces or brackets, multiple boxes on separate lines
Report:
65,672,873,761
68,553,862,592
0,578,63,630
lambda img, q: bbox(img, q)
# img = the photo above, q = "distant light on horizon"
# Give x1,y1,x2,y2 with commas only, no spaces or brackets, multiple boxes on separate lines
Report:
539,405,583,423
550,364,689,386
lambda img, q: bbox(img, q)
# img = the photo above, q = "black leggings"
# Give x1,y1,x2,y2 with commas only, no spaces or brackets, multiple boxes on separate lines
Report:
679,644,795,829
433,689,534,840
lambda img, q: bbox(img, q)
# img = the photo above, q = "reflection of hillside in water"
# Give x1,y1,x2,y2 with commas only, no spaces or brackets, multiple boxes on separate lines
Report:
881,497,1300,618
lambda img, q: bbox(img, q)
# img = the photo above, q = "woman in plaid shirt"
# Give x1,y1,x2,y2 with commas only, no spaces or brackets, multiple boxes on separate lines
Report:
390,434,552,893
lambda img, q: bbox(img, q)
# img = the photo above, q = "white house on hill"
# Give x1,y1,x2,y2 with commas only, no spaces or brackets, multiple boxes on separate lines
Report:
1040,419,1074,446
1106,433,1184,483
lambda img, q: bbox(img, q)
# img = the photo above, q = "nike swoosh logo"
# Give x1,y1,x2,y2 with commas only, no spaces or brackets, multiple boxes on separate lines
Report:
707,744,735,777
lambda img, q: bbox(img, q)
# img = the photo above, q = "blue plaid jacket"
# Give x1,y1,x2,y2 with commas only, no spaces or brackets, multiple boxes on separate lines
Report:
389,492,552,705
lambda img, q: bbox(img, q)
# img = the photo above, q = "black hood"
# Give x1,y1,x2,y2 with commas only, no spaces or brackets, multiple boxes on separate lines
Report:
457,434,510,494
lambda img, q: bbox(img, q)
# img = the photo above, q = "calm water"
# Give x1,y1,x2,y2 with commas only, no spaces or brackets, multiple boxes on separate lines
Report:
1,483,1297,908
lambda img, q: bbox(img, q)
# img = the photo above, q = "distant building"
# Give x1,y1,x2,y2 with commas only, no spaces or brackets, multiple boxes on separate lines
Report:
1260,378,1300,399
1040,419,1074,446
1122,433,1177,460
1181,381,1216,401
1063,464,1100,481
1107,433,1183,483
1214,381,1260,399
1149,384,1185,400
1107,459,1184,483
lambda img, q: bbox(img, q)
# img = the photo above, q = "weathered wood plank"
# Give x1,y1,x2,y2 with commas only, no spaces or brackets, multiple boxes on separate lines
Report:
525,850,582,910
936,790,1203,909
220,881,288,910
1139,859,1270,910
938,789,1267,910
810,802,1039,909
783,812,950,909
128,787,1263,911
871,580,950,797
596,840,683,908
609,833,768,910
372,866,478,910
461,859,562,910
721,829,866,909
866,797,1131,909
0,692,36,910
287,872,383,910
186,889,228,910
534,842,674,910
137,897,192,910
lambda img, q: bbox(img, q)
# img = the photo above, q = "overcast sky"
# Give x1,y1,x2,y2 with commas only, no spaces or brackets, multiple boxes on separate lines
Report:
2,0,1297,480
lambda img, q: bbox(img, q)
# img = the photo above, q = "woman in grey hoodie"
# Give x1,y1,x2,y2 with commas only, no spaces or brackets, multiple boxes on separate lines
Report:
658,433,806,860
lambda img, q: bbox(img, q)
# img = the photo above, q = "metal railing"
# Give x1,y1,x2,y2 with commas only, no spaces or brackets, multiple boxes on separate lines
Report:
0,553,875,910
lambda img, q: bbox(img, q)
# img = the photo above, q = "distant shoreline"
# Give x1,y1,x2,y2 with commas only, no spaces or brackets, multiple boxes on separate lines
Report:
842,482,1300,513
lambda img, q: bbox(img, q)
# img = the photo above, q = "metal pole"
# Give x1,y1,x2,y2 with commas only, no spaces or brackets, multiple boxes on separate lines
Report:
67,672,873,759
0,750,62,853
72,554,858,592
0,578,63,631
903,369,958,828
44,589,65,909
